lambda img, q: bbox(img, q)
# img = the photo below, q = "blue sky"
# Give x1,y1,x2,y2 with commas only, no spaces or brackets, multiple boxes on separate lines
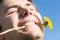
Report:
33,0,60,40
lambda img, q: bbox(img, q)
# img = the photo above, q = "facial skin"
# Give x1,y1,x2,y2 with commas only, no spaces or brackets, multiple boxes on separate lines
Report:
0,0,44,40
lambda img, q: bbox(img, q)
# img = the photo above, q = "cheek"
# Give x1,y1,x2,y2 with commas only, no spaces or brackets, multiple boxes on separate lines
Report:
6,13,19,27
0,13,19,30
0,17,13,30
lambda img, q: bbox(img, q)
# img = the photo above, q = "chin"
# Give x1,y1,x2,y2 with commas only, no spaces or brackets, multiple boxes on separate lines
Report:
16,33,42,40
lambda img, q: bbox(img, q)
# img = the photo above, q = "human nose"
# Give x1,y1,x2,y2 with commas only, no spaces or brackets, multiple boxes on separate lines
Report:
19,8,32,17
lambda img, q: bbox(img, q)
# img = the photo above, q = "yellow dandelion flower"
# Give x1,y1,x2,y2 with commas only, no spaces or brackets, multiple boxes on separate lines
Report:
43,16,53,30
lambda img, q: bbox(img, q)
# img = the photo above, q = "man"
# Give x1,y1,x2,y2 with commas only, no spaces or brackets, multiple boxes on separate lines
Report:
0,0,44,40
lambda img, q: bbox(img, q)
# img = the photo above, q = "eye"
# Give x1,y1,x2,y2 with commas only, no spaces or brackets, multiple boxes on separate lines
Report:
6,11,17,15
5,8,18,15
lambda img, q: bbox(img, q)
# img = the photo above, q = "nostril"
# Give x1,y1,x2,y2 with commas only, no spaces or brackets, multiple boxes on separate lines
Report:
21,10,28,17
30,12,32,15
22,11,32,17
23,12,28,16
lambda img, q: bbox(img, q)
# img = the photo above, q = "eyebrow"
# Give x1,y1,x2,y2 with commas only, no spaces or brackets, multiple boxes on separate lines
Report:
27,0,32,3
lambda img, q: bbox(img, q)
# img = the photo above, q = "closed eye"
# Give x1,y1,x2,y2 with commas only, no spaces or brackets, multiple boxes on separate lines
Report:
6,11,17,15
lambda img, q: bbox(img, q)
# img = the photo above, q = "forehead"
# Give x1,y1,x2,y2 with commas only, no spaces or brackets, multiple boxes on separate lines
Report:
2,0,32,6
3,0,31,2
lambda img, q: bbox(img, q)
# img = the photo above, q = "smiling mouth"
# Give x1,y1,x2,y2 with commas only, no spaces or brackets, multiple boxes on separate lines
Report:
18,20,38,27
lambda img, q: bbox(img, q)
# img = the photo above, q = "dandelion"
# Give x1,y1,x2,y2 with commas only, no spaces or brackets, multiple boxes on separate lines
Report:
43,16,53,30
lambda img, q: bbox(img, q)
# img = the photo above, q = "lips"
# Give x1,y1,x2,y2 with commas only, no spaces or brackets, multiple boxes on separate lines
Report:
17,20,38,28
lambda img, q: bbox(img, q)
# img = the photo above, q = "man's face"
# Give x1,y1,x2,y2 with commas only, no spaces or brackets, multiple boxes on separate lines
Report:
0,0,44,40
